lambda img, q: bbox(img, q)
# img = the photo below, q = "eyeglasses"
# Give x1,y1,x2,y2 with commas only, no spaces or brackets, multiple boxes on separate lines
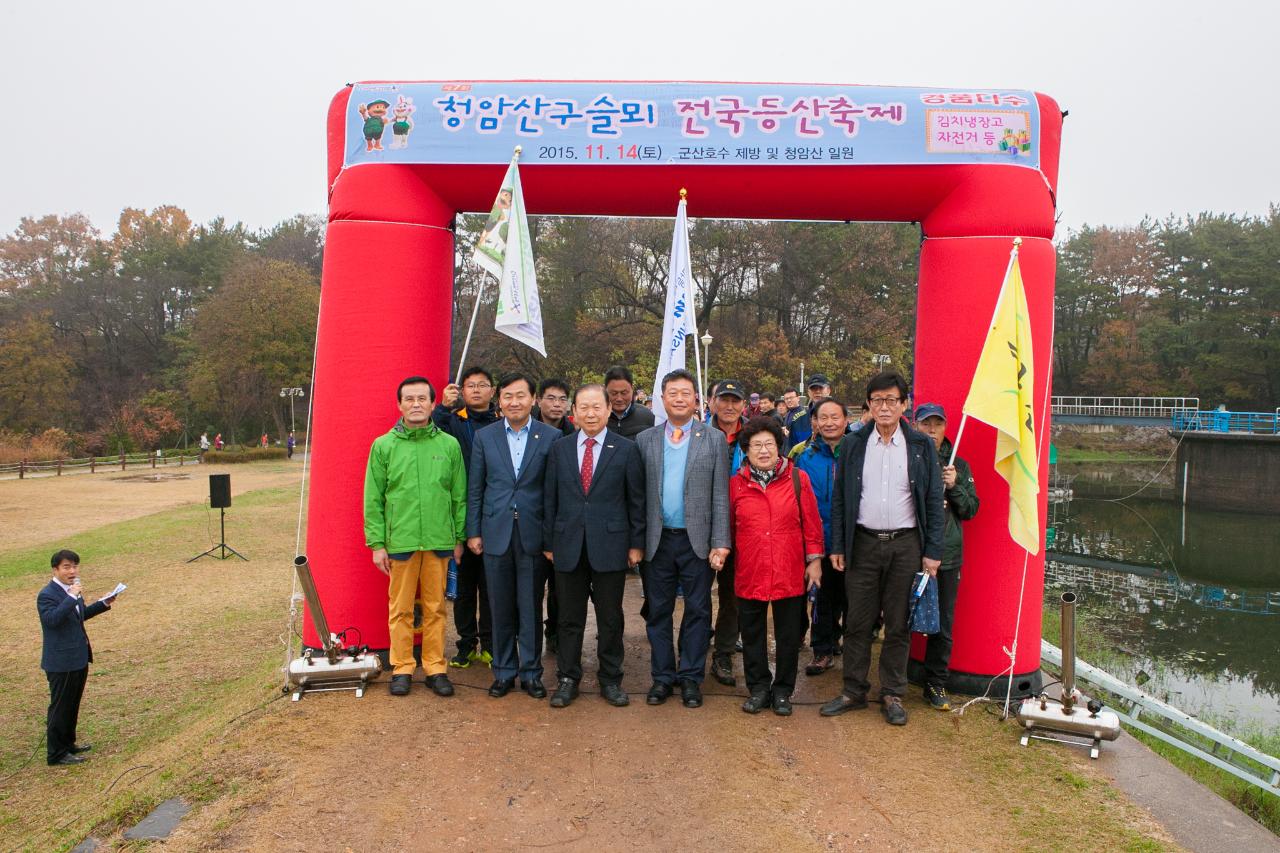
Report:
868,396,902,407
463,382,492,391
747,441,777,452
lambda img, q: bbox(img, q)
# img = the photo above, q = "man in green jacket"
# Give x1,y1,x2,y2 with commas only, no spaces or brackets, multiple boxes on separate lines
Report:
365,376,467,697
913,403,979,711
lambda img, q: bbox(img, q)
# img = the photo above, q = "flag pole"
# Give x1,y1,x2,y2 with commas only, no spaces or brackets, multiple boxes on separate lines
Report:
682,189,708,421
456,145,521,383
948,237,1021,464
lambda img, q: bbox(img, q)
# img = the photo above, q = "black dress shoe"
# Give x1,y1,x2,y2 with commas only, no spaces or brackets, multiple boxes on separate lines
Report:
522,678,547,699
389,674,411,696
50,754,85,766
819,693,869,716
426,674,455,696
69,744,93,755
646,681,673,705
679,679,703,708
710,655,737,687
600,683,630,707
550,678,579,708
772,693,794,716
488,678,515,698
741,691,770,714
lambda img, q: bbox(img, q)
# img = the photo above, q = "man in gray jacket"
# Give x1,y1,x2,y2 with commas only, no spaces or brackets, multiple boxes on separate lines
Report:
635,369,732,709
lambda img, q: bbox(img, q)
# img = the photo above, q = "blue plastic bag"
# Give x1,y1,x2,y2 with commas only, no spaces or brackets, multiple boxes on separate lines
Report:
910,571,941,635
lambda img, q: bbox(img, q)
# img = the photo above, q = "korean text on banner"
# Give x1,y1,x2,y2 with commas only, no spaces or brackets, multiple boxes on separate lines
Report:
960,245,1040,554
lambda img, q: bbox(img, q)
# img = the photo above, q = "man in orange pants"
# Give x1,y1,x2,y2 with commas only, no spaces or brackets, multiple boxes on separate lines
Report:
364,376,467,696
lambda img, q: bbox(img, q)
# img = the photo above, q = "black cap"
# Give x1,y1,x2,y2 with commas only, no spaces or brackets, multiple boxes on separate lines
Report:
807,373,831,389
914,402,947,422
715,380,746,399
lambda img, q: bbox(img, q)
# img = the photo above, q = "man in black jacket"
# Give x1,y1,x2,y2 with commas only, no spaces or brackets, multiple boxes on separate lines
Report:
820,372,944,726
37,549,120,765
532,377,575,655
604,365,656,439
435,365,500,668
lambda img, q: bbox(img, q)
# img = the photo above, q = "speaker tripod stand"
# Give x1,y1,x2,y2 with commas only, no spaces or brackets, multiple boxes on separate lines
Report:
188,507,247,562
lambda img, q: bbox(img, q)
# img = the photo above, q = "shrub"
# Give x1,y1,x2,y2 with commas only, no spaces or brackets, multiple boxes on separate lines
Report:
0,428,75,464
202,447,288,464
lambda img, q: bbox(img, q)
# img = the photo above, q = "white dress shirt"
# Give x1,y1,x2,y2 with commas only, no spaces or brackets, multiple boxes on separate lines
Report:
576,427,609,478
857,424,917,530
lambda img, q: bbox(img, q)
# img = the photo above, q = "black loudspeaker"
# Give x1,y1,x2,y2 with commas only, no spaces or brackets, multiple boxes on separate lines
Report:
209,474,232,509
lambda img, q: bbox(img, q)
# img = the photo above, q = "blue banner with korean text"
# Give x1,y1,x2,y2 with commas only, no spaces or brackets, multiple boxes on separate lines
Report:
344,82,1041,170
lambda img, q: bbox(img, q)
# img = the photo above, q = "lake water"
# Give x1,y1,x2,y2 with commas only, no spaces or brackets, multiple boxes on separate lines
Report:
1044,461,1280,731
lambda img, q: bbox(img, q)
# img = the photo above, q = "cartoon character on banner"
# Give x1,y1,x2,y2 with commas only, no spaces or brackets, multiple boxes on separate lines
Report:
389,95,415,149
476,187,513,266
357,99,391,152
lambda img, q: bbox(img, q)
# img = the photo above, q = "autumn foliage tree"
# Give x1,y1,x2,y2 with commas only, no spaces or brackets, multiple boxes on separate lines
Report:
0,314,76,432
185,257,319,443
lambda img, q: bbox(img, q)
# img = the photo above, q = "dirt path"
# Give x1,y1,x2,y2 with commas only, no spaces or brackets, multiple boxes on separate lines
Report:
170,579,1173,852
0,461,302,551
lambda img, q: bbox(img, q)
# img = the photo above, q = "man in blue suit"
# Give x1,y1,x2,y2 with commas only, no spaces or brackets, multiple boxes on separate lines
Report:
467,372,555,699
542,384,646,708
37,549,120,766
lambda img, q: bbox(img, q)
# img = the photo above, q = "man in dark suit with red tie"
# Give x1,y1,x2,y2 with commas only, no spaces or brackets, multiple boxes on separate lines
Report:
37,549,121,766
542,384,646,708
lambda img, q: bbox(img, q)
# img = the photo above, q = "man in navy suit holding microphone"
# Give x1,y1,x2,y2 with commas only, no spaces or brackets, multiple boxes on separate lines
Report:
542,384,646,708
37,549,122,766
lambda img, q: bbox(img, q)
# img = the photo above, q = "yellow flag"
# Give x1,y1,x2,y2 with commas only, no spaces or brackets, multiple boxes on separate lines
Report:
961,245,1040,554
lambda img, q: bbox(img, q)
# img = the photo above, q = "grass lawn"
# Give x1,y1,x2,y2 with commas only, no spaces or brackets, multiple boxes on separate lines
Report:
1054,449,1165,463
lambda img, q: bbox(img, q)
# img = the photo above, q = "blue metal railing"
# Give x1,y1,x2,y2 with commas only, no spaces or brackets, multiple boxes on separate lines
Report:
1171,410,1280,435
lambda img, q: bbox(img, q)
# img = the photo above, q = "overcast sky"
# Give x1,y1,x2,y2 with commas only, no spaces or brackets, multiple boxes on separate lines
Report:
2,0,1274,238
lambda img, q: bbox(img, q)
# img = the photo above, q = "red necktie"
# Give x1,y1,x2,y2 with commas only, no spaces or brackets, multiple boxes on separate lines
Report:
581,437,595,493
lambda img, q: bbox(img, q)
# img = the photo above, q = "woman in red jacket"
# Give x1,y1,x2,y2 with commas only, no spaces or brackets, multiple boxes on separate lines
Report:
729,417,825,716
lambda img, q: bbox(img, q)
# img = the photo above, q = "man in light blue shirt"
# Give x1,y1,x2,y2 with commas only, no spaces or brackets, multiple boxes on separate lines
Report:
636,369,732,709
467,373,554,699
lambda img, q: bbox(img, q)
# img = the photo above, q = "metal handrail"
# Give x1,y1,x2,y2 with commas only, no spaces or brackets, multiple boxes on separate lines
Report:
1051,396,1200,417
1043,640,1280,795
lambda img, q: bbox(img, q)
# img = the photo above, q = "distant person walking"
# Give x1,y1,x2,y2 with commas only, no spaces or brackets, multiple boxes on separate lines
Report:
286,431,296,459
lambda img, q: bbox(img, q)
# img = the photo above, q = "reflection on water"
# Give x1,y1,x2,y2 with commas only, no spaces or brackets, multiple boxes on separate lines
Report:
1045,462,1280,729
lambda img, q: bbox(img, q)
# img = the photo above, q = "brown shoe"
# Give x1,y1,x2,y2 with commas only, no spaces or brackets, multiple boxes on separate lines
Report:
804,654,834,676
882,695,908,725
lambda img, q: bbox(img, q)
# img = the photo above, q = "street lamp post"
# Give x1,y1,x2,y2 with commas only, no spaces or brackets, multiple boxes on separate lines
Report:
873,354,891,371
280,387,306,433
701,331,713,386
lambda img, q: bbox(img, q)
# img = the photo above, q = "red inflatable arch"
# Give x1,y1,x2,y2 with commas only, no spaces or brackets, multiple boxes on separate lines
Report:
308,81,1062,695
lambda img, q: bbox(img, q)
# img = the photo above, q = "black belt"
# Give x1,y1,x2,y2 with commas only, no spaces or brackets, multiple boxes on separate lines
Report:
662,527,686,534
856,525,916,541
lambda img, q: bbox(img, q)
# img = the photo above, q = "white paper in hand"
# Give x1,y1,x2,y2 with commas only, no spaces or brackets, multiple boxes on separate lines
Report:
104,582,127,600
